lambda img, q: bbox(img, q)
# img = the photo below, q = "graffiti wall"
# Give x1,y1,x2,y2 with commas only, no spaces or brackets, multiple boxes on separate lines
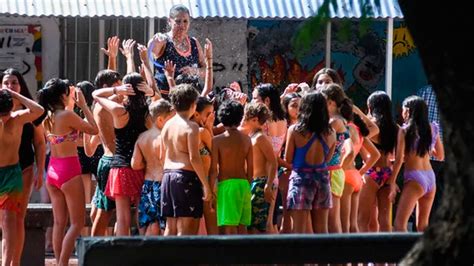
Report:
191,19,248,91
0,25,42,93
247,20,326,94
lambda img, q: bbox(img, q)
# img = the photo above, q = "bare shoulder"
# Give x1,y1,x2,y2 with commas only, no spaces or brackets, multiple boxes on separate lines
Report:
330,117,346,132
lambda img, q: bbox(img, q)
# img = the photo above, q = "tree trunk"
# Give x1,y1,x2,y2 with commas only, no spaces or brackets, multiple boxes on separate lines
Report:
397,1,474,265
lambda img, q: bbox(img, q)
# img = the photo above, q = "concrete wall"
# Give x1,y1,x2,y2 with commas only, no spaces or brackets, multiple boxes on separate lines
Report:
0,16,60,96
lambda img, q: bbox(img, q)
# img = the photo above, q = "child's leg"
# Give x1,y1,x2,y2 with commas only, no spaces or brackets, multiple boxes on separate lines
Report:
237,225,248,235
416,186,436,232
311,208,329,234
164,218,177,236
91,209,113,236
145,222,160,236
394,181,424,232
357,178,378,232
223,226,238,235
203,200,218,235
60,175,85,266
266,188,278,234
115,195,132,236
81,173,92,236
46,183,68,263
177,217,200,235
328,195,342,233
290,210,308,234
349,191,360,232
2,210,18,266
278,171,291,233
377,186,393,232
340,184,354,233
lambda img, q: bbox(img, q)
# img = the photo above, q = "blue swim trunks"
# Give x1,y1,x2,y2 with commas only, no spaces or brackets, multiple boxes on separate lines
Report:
138,180,165,229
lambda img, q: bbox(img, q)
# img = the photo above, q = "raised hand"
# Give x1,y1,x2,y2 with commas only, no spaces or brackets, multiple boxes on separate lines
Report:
74,87,87,109
114,84,136,96
101,36,120,58
137,43,148,63
120,39,136,59
204,38,213,61
164,60,176,78
137,82,154,96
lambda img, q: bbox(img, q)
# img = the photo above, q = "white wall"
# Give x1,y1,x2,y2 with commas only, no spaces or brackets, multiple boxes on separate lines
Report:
0,16,60,96
190,19,248,92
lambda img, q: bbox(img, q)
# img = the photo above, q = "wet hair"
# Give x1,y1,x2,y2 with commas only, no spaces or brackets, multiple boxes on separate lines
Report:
122,73,149,122
282,93,301,122
311,68,343,90
169,83,199,112
149,99,173,121
94,70,121,88
295,92,331,137
244,102,271,125
320,83,353,121
254,83,285,122
38,78,71,131
218,100,243,127
1,68,32,100
176,74,202,93
367,91,398,153
403,96,432,156
0,90,13,114
196,96,213,113
169,4,190,18
76,81,95,107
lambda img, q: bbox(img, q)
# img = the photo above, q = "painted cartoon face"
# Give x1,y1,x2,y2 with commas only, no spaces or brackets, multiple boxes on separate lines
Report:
315,74,334,91
2,75,21,93
353,54,384,89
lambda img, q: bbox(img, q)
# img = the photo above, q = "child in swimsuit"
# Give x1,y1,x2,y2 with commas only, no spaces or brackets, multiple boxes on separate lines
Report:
0,89,44,265
358,91,400,232
191,97,218,235
320,84,352,234
132,99,174,236
38,78,98,265
243,102,278,234
393,96,444,232
285,92,336,233
210,100,253,234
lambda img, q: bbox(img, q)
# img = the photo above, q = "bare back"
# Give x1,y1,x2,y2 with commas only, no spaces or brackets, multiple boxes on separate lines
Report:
161,115,196,170
94,104,116,156
251,131,275,178
0,115,24,166
136,128,163,181
214,129,251,181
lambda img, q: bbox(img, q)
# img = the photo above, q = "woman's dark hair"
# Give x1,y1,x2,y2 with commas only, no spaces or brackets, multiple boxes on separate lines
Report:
367,91,398,153
122,73,149,124
282,93,301,122
403,96,432,156
38,78,70,131
352,114,370,137
254,83,285,122
311,67,343,90
320,83,353,121
76,81,95,107
1,68,32,99
169,4,190,18
196,96,213,113
0,90,13,114
295,92,331,137
218,100,243,128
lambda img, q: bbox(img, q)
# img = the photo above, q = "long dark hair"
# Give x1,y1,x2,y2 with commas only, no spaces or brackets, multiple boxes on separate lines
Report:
320,83,353,121
311,67,343,90
352,114,370,137
1,68,32,99
295,92,331,137
38,78,70,131
122,73,149,126
282,92,301,123
403,96,432,156
254,83,285,122
367,91,397,153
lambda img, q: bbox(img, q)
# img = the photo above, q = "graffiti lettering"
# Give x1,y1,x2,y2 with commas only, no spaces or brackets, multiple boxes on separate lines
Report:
213,62,245,73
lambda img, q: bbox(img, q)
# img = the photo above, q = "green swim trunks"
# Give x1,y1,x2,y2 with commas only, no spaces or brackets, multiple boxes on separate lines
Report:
0,164,23,213
217,178,251,226
92,156,115,211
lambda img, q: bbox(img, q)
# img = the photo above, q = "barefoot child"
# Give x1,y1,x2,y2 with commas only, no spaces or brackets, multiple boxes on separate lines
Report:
210,100,253,234
0,89,44,265
160,84,212,236
132,99,175,236
243,102,278,234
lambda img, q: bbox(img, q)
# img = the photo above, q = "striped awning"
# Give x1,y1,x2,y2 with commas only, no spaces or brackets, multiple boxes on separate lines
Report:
0,0,403,19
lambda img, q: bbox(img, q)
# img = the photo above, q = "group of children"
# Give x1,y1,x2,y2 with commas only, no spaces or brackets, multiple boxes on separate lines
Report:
0,18,444,266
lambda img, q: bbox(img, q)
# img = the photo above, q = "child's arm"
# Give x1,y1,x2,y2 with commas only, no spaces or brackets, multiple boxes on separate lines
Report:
389,126,405,203
120,39,136,74
258,135,277,203
201,38,213,97
358,138,381,176
137,44,161,101
245,136,254,183
131,139,145,170
8,90,44,124
353,105,379,139
101,36,120,71
164,60,176,90
187,124,212,201
83,133,101,157
432,133,445,161
284,125,295,166
92,85,134,128
209,137,219,197
326,130,337,163
0,119,3,138
32,125,46,190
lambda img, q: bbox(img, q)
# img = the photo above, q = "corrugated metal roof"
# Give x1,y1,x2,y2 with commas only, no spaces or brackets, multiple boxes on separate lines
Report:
0,0,404,19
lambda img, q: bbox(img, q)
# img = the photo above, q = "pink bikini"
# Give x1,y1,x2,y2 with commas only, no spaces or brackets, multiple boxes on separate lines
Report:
46,130,82,189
